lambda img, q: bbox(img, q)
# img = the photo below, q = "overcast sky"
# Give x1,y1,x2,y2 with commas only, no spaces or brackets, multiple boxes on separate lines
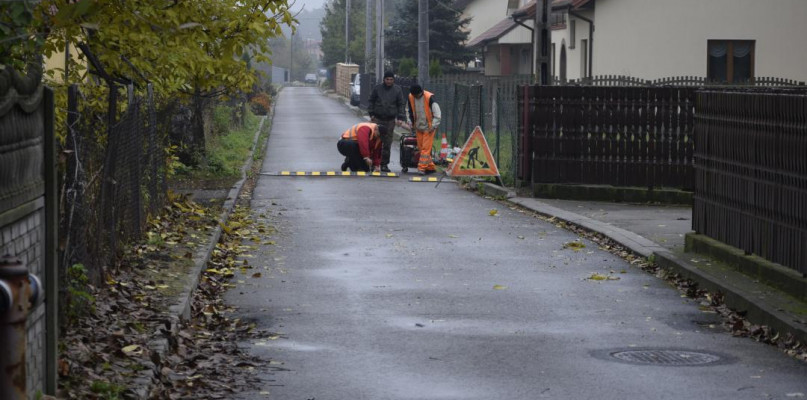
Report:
294,0,328,12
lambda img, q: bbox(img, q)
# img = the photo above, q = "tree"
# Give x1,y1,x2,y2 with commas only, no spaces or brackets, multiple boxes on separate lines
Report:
319,0,367,70
398,57,416,77
29,0,294,163
266,35,314,82
385,0,473,74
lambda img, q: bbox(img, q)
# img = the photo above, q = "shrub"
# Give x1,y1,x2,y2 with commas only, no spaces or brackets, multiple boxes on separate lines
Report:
250,92,271,115
398,57,417,77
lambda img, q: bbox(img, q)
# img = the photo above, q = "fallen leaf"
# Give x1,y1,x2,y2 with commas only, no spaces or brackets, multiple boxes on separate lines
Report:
493,284,507,290
563,241,586,251
121,345,142,356
489,209,498,216
252,273,262,278
586,273,620,281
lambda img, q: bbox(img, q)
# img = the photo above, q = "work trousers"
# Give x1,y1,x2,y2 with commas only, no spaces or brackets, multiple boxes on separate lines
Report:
337,139,370,172
374,118,396,167
415,129,436,172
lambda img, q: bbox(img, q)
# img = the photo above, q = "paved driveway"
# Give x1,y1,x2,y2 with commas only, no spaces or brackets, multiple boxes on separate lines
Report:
227,87,807,400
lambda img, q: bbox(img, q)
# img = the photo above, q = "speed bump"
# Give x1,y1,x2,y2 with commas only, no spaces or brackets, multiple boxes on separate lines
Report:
409,177,439,182
261,171,398,177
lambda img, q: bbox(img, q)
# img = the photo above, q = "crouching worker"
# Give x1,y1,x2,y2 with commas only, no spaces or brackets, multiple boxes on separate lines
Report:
337,122,386,172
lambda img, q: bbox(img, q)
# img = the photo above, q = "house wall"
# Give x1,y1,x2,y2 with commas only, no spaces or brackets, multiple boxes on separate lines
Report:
464,0,507,44
550,9,594,81
500,21,533,75
483,44,502,76
592,0,807,81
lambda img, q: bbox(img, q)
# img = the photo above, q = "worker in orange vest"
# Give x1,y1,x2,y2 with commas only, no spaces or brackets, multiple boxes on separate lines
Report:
407,84,442,175
337,122,386,172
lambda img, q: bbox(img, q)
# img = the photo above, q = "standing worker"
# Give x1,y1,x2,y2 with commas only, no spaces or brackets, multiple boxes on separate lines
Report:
337,122,386,172
368,71,406,172
407,84,441,175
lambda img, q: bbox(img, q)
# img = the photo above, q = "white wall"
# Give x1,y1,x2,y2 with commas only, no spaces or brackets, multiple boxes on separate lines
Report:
593,0,807,81
550,10,593,81
464,0,508,43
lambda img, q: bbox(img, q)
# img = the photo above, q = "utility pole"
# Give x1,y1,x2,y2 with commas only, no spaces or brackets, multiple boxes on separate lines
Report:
345,0,351,63
417,0,429,84
375,0,384,82
534,0,551,85
290,30,294,82
365,0,373,73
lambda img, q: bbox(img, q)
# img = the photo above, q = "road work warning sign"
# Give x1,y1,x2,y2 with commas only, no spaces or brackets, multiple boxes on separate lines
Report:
445,126,500,178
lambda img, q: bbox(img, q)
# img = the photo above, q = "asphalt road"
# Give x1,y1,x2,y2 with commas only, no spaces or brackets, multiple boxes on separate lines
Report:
226,87,807,399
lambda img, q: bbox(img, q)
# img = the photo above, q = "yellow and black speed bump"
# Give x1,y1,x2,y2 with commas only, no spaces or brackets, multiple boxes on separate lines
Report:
260,171,398,178
408,176,455,183
409,176,440,182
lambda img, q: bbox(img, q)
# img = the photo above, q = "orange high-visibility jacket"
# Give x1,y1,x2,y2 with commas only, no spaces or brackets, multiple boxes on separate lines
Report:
340,122,381,163
408,91,434,130
341,122,379,141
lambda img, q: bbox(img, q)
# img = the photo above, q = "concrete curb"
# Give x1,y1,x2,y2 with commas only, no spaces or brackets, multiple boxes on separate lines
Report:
138,112,272,399
654,251,807,345
509,197,668,258
507,195,807,346
169,115,267,321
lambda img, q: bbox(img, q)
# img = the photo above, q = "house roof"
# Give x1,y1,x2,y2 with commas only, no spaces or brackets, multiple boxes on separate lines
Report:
467,1,536,48
511,0,592,17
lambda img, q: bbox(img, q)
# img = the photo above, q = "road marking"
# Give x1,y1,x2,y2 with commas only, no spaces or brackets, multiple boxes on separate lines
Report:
409,177,440,182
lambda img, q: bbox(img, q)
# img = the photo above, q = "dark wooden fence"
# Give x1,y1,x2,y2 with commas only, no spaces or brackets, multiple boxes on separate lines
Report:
520,85,696,189
563,75,806,87
694,88,807,275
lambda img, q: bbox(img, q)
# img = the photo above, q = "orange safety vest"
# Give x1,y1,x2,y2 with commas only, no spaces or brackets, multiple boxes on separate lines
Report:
408,90,434,130
341,122,379,141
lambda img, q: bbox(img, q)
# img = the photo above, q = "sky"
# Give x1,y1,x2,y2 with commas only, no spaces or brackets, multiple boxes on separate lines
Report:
294,0,328,12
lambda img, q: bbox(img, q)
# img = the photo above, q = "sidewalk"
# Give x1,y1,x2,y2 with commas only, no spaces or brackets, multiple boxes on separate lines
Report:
478,182,807,346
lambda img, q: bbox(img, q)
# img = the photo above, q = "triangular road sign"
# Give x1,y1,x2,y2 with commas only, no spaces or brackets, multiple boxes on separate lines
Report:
445,126,500,178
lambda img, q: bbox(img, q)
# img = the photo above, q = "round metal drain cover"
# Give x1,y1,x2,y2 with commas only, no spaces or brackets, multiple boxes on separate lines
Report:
610,349,721,366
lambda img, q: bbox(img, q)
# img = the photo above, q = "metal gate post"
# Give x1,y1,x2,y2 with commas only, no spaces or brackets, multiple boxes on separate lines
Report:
0,257,41,400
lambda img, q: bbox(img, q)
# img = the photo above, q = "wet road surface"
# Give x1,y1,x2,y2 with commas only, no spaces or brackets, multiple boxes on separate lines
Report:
227,87,807,399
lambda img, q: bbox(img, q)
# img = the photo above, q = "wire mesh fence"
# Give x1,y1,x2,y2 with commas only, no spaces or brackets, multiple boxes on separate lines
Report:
425,74,533,186
61,83,167,282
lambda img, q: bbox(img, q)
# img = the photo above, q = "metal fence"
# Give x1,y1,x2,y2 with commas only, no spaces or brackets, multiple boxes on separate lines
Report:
62,83,166,282
519,85,697,189
693,88,807,276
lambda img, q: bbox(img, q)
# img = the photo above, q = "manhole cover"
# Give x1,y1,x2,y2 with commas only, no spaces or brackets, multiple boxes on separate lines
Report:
610,349,721,366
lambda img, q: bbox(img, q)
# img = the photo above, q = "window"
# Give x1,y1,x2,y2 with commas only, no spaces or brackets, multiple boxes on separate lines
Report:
551,43,556,79
569,20,576,49
507,0,520,14
580,39,588,78
708,40,755,83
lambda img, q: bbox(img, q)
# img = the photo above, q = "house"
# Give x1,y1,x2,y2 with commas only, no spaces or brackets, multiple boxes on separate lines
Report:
460,0,536,76
547,0,807,83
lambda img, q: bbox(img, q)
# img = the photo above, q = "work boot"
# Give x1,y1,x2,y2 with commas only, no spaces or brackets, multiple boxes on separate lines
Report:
424,169,436,175
341,158,349,171
380,165,391,173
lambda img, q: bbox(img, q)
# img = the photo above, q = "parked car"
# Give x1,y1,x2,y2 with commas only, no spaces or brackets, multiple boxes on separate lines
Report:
304,73,317,84
350,73,361,106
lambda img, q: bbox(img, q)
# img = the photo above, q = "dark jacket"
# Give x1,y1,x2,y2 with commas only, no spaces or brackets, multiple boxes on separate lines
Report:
368,83,405,121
